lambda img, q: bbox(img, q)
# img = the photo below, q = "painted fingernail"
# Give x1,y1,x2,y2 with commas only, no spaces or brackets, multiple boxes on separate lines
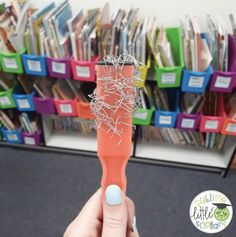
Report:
132,216,138,233
105,185,122,206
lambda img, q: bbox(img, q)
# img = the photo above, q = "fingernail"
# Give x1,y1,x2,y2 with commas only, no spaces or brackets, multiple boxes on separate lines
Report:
105,185,122,206
132,216,138,233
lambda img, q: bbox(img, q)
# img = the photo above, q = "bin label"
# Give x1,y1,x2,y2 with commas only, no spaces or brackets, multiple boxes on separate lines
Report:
28,60,42,72
159,115,172,125
7,133,18,141
215,76,231,89
205,120,219,130
188,76,204,88
0,96,11,106
226,123,236,133
134,111,148,120
17,99,30,109
3,58,18,69
161,73,176,84
181,118,195,128
24,137,36,145
52,62,66,74
76,66,90,78
60,104,73,114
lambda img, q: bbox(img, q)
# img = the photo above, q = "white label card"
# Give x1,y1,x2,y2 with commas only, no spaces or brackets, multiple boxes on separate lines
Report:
3,58,18,69
188,76,204,88
60,104,73,114
181,118,195,128
24,137,36,145
161,73,176,84
214,76,231,88
0,96,11,106
52,62,66,74
76,66,90,78
7,133,18,141
159,115,172,125
27,60,42,72
205,120,219,130
17,99,30,109
134,111,148,120
226,123,236,133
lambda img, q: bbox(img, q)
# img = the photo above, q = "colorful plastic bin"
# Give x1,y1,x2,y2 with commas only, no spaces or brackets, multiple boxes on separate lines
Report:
33,97,55,114
22,130,42,146
76,101,95,119
181,66,212,93
133,107,155,125
222,118,236,136
71,57,99,82
155,89,179,128
46,57,71,79
0,49,25,74
176,113,201,130
210,71,236,93
155,27,184,88
210,35,236,93
1,127,22,144
22,54,47,76
13,91,35,111
200,93,226,133
54,98,77,117
136,57,151,87
0,86,16,109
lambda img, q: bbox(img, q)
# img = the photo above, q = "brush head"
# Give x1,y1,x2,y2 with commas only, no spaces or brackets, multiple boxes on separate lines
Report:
89,52,143,193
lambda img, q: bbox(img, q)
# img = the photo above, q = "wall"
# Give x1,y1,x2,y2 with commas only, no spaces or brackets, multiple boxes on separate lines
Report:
67,0,236,30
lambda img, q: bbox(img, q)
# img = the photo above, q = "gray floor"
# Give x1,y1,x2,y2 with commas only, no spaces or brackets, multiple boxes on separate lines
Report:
0,146,235,237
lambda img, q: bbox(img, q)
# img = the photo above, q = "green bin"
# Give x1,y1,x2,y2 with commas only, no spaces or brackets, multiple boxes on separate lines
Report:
0,85,16,109
0,49,25,74
132,107,155,125
155,27,184,88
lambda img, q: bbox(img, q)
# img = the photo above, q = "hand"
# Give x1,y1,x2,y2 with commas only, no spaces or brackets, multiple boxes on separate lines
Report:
64,185,139,237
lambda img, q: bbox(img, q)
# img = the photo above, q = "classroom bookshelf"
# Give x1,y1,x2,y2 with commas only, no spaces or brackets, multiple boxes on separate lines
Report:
1,61,235,177
0,1,236,177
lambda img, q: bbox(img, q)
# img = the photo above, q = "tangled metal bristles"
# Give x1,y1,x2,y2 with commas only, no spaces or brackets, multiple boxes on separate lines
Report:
89,51,143,143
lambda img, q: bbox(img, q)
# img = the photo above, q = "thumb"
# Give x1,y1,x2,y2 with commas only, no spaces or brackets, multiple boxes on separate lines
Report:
102,185,128,237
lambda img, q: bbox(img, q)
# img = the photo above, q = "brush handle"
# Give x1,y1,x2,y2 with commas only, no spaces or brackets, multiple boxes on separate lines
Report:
95,64,134,195
99,155,129,194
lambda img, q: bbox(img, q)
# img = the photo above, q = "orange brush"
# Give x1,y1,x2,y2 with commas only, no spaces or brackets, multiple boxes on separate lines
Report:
91,56,139,194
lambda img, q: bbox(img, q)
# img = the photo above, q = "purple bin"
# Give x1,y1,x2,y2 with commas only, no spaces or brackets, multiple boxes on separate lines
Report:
176,113,200,130
210,35,236,93
33,97,55,114
46,57,71,79
22,130,42,146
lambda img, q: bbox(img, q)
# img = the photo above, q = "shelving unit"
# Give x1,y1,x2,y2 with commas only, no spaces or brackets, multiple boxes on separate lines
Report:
42,115,97,152
39,115,236,177
0,0,236,178
135,137,235,175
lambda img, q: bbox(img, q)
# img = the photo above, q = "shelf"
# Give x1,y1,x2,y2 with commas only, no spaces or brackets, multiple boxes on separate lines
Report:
40,114,236,175
135,136,236,168
46,131,97,152
42,115,134,154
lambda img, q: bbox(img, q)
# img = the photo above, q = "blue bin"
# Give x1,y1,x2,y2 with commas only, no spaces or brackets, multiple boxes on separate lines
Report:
22,54,47,76
155,89,179,128
1,127,22,144
181,66,212,93
13,91,35,111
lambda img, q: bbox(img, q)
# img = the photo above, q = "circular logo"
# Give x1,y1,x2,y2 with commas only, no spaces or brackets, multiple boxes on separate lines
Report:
189,190,233,234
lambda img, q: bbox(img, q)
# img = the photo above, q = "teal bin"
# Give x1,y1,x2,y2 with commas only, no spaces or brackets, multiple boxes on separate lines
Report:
1,127,22,144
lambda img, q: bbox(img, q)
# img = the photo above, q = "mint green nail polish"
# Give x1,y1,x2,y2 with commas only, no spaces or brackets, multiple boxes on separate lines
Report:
105,185,122,205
